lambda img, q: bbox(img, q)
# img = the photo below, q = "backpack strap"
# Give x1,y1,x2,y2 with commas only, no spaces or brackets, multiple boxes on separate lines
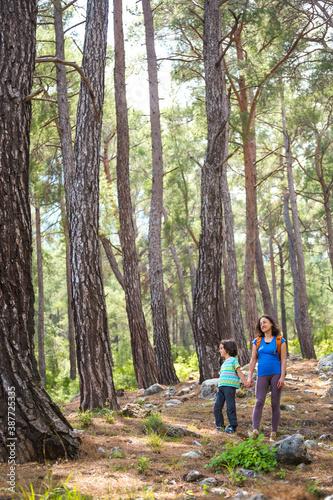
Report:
275,335,282,360
256,336,262,358
257,335,283,360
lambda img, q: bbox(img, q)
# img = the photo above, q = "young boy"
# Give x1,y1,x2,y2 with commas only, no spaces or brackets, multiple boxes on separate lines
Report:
214,339,249,434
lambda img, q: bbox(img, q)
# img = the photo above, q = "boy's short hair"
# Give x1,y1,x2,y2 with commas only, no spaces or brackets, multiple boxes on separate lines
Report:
220,339,238,357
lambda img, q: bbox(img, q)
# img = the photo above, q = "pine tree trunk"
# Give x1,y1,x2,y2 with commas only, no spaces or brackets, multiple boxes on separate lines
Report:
193,0,227,382
220,59,249,365
142,0,179,385
36,204,46,387
0,0,79,463
270,236,279,322
283,191,303,342
54,0,77,381
281,98,316,359
100,235,125,290
323,191,333,273
234,27,259,341
113,0,158,388
70,0,119,409
255,238,278,320
277,242,288,352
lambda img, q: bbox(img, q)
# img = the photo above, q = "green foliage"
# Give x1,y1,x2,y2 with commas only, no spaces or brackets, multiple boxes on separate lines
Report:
205,435,277,473
146,431,165,452
306,479,323,497
142,413,165,436
19,473,91,500
275,468,287,479
174,352,199,382
94,402,115,423
77,410,93,428
112,359,138,390
137,456,152,475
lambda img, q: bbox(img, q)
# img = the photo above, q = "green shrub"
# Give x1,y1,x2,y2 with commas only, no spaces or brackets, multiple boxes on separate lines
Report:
142,412,165,436
112,359,138,390
205,435,277,473
137,456,152,474
19,473,92,500
174,352,199,381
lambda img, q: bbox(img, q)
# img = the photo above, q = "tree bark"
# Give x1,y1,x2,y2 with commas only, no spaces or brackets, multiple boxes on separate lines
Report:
54,0,77,381
193,0,227,382
220,60,249,365
277,242,288,353
0,0,79,463
100,235,125,290
281,95,316,359
283,191,303,341
35,204,46,387
233,26,259,340
114,0,158,388
70,0,119,410
269,236,279,322
142,0,179,385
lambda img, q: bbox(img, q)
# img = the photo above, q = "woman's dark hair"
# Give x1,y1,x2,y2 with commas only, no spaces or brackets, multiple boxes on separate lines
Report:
256,315,281,337
220,339,238,357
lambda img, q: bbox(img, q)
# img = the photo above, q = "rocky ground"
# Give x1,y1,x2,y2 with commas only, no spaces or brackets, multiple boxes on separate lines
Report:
0,357,333,500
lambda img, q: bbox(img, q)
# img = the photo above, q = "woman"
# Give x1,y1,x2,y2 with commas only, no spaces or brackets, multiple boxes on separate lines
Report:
247,315,287,442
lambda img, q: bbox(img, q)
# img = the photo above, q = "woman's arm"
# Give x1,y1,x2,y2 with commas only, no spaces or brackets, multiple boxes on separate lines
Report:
247,343,258,386
277,342,287,389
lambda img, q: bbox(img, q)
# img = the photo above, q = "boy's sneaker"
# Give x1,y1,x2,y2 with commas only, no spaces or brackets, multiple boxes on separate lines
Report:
216,426,222,431
225,425,236,434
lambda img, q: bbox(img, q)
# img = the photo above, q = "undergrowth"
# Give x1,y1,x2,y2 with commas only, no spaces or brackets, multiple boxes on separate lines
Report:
205,435,277,473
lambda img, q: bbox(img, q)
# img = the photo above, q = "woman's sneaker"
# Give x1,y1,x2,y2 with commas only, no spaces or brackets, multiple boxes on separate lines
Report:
225,425,236,434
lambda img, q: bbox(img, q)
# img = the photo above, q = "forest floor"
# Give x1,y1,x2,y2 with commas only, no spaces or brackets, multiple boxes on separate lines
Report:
1,358,333,500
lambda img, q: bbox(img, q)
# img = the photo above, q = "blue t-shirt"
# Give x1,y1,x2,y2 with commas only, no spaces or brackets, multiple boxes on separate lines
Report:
253,336,286,377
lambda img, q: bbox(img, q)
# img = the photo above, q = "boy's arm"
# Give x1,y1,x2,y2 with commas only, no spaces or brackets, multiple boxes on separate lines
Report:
236,366,248,387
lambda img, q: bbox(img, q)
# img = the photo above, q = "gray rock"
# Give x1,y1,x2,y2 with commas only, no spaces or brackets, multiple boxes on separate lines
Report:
248,495,267,500
272,434,313,465
199,477,218,486
233,490,250,500
98,447,105,452
121,403,151,418
177,387,191,396
182,450,203,459
324,496,333,500
192,440,202,446
73,429,85,434
200,378,219,399
184,470,204,482
143,383,164,396
163,387,176,397
319,434,332,440
297,463,306,471
70,393,80,403
318,353,333,373
304,440,318,449
165,425,201,438
327,385,333,397
211,488,226,495
164,399,182,408
285,405,295,411
143,403,156,409
304,390,315,394
237,468,261,479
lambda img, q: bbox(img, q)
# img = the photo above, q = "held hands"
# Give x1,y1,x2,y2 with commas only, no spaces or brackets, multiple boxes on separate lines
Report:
245,378,254,389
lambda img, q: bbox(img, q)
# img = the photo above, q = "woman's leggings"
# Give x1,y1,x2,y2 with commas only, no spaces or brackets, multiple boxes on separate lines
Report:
253,374,282,433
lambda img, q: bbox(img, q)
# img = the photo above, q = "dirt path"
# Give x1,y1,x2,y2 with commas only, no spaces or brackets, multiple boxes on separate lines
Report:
1,358,332,500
